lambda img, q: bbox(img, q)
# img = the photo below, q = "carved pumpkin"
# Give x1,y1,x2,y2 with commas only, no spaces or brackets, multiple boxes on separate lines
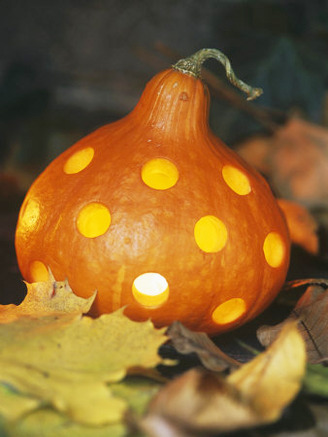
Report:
15,49,290,334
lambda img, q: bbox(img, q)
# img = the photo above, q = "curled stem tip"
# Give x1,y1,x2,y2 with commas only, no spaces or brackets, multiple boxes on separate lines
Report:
173,48,263,101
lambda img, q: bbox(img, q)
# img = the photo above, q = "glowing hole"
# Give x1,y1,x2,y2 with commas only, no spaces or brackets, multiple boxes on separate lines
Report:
132,273,169,308
77,203,111,238
20,198,40,231
194,215,228,253
30,261,49,282
64,147,94,174
263,232,285,268
141,158,179,190
222,165,251,195
212,298,247,325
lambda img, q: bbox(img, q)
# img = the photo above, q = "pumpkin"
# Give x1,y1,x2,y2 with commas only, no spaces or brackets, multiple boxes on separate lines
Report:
15,48,290,334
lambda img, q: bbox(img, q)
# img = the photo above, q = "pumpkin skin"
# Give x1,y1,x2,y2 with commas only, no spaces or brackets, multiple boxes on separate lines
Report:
15,60,290,334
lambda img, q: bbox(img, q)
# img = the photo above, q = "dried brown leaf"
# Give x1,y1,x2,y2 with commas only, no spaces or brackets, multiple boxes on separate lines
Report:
258,281,328,363
271,118,328,206
140,322,306,436
167,321,240,372
236,135,272,174
237,118,328,208
277,198,319,254
140,368,257,437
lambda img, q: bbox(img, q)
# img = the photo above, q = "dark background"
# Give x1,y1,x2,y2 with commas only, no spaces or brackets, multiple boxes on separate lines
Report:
1,0,328,174
1,1,328,302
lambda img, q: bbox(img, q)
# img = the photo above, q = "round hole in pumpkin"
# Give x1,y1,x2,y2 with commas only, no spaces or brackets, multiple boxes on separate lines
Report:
20,198,40,231
64,147,94,174
222,165,251,195
77,203,111,238
263,232,285,268
30,261,49,282
132,272,169,307
212,298,246,325
141,158,179,190
194,215,228,253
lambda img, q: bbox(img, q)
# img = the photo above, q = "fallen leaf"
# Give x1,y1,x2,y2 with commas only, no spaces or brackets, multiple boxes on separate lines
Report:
0,384,41,422
167,321,240,371
0,307,169,425
1,377,160,437
272,118,328,206
228,321,306,422
110,376,162,416
237,118,328,208
258,282,328,363
277,198,319,254
2,407,128,437
139,322,306,436
140,369,257,437
0,270,96,323
236,134,272,175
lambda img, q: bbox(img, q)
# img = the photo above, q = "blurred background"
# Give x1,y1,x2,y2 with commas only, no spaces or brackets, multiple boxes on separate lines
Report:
1,0,328,303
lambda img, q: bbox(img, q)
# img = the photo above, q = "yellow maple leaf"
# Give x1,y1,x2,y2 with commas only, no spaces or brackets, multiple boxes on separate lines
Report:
0,385,41,422
0,274,169,426
2,377,161,437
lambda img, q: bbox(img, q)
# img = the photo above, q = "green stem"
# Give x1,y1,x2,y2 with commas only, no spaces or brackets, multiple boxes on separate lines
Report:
173,48,263,101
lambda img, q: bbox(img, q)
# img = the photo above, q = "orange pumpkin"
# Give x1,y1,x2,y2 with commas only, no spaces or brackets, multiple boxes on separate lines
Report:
15,49,290,334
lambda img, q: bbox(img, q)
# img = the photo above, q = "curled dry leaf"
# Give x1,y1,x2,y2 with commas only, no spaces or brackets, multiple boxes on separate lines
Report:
140,369,257,437
139,322,306,436
277,198,319,255
0,269,96,323
258,282,328,363
167,321,240,372
228,322,306,422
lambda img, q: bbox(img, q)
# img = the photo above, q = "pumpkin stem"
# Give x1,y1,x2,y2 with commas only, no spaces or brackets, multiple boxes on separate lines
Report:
173,48,263,101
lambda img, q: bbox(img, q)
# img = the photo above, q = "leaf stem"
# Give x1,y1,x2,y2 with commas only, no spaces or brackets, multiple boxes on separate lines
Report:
173,48,263,101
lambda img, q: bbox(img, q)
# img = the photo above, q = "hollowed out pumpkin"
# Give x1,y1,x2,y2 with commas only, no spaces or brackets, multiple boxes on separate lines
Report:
15,49,290,334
